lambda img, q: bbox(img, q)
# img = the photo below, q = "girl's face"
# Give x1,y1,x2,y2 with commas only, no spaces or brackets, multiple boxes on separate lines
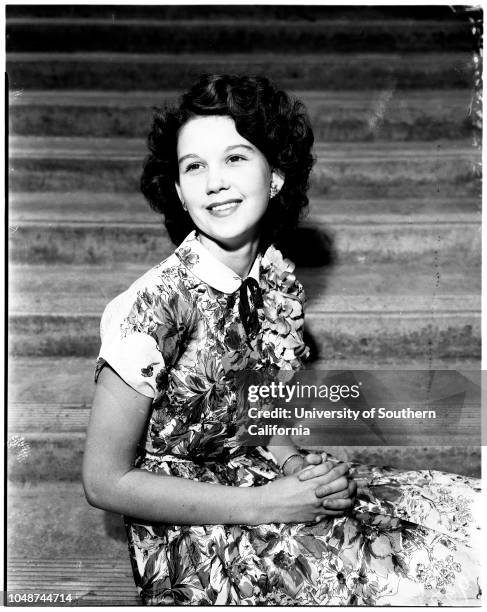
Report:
175,115,282,249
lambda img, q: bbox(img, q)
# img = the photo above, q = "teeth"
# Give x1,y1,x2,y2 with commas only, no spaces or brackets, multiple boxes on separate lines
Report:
210,202,238,211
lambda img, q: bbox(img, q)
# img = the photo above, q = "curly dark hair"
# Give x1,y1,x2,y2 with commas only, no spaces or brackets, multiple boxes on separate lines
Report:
141,74,315,248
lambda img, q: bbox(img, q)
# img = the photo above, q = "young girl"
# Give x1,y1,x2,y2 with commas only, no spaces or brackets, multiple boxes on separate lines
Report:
83,74,480,606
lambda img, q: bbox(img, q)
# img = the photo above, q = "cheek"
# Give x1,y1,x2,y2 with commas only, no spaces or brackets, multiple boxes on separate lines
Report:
179,176,201,201
241,165,271,197
257,163,272,191
254,175,271,204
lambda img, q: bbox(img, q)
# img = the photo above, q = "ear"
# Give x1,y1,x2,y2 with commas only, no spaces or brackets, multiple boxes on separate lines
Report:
271,169,285,194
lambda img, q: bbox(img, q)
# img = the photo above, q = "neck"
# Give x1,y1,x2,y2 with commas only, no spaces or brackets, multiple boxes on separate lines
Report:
197,233,260,278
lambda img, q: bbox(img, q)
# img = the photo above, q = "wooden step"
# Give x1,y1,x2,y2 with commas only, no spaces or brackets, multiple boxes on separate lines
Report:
5,5,479,21
7,481,137,605
8,252,481,361
9,403,91,432
10,136,479,161
9,400,483,440
6,16,476,54
6,51,476,91
8,357,95,405
8,356,481,408
6,559,140,606
6,482,128,556
8,137,481,199
8,318,479,360
9,262,481,312
7,406,481,482
8,192,482,223
8,308,480,360
8,217,481,265
9,89,475,141
9,364,483,444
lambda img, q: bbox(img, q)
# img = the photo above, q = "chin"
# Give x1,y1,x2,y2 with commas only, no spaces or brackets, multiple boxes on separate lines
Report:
205,225,259,247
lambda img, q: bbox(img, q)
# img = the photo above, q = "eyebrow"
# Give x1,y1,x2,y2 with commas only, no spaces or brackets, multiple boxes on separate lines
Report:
178,144,255,165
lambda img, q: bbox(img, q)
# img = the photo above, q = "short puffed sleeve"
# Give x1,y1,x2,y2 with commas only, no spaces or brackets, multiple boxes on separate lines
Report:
95,284,165,398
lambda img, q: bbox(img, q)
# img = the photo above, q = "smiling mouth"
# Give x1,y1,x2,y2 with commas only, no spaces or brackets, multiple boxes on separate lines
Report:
206,199,241,214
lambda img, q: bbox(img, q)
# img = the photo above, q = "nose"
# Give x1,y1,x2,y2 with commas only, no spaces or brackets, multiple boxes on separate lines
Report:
206,164,229,194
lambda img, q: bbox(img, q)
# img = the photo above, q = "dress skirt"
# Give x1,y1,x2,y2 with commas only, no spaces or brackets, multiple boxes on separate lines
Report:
124,453,481,606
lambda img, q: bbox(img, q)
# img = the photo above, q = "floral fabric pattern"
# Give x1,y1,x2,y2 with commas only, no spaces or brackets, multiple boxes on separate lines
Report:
96,232,481,606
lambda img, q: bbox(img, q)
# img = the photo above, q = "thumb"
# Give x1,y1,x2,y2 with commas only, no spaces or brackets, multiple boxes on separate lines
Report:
303,452,322,466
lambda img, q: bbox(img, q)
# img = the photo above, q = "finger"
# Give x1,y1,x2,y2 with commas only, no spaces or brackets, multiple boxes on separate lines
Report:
322,496,355,511
323,480,357,500
303,453,323,466
315,476,349,498
298,460,333,481
300,460,349,484
299,460,348,482
321,508,352,517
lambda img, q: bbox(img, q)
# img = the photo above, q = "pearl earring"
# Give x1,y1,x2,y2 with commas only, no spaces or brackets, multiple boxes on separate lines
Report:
269,182,279,198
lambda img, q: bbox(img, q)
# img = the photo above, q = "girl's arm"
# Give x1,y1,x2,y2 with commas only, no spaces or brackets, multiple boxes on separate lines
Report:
82,367,354,525
83,366,264,525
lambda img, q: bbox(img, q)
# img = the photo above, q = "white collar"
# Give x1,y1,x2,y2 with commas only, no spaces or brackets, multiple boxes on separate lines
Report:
174,231,262,294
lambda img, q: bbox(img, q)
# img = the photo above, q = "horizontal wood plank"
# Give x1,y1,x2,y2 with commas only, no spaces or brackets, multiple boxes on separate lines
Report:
7,557,140,605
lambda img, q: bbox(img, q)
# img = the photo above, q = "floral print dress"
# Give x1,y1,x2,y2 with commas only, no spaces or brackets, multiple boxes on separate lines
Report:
95,231,481,606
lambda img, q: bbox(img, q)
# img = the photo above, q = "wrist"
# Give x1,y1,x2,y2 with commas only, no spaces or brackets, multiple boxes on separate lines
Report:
280,453,305,476
249,483,274,525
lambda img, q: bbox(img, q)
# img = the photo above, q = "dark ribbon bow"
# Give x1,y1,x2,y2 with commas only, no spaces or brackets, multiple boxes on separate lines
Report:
239,277,264,338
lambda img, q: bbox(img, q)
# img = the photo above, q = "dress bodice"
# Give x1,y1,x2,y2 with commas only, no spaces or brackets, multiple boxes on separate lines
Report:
96,231,308,468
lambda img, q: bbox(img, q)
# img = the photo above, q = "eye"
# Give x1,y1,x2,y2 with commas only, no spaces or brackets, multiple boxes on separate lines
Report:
227,154,246,163
184,161,203,173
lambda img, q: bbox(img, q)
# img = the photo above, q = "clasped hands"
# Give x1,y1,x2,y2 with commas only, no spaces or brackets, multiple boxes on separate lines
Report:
290,452,357,519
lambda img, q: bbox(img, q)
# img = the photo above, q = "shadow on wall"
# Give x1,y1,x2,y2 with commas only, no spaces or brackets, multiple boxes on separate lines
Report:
279,225,336,364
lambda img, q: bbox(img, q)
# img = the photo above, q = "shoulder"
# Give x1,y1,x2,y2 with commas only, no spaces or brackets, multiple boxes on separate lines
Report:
96,252,189,397
100,251,188,336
